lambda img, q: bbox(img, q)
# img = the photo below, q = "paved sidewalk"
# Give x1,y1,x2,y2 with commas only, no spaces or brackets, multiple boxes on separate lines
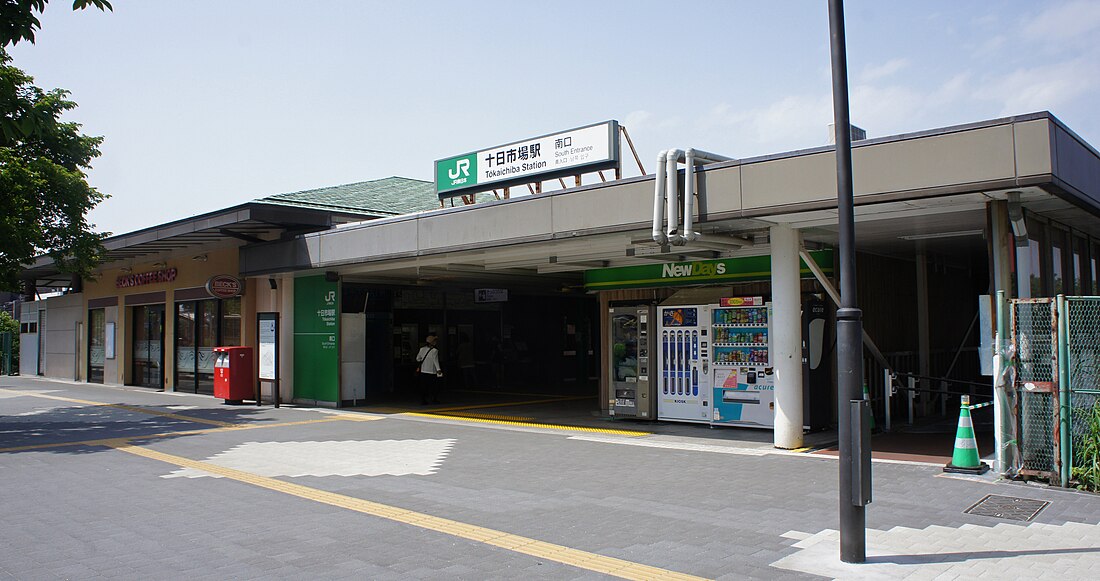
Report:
2,376,1099,580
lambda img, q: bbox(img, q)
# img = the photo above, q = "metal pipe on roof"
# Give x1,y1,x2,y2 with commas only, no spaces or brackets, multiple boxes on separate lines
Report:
652,150,669,244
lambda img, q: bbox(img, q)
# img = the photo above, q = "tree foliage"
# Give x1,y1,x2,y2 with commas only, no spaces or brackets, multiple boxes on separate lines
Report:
1,1,112,47
0,0,112,290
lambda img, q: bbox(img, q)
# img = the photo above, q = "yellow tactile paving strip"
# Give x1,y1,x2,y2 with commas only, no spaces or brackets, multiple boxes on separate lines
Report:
100,438,708,580
435,412,537,422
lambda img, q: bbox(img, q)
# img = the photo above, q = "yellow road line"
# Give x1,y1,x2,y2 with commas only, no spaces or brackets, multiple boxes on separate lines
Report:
101,438,707,581
402,412,650,437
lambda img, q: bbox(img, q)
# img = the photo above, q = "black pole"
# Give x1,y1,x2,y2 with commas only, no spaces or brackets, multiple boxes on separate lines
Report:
828,0,867,564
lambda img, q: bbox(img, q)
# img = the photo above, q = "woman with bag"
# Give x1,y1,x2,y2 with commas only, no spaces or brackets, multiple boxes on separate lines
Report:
416,332,442,405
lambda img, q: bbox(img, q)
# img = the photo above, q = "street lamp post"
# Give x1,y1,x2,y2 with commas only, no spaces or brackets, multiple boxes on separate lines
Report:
828,0,869,564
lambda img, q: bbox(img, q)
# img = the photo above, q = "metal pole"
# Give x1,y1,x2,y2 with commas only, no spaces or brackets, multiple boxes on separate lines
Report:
1056,295,1070,487
883,369,892,432
993,290,1007,474
828,0,867,563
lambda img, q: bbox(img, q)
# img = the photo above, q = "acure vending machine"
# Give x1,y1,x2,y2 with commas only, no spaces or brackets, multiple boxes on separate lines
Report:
656,305,712,423
710,297,776,428
608,305,656,419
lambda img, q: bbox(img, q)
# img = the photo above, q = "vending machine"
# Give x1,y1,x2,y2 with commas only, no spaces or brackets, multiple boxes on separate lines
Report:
710,297,775,428
608,305,656,419
656,305,712,423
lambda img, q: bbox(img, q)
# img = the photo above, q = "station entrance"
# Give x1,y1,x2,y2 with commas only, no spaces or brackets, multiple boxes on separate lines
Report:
338,283,599,408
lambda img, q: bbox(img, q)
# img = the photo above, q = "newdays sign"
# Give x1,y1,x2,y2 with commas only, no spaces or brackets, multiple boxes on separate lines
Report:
583,250,834,291
434,121,620,199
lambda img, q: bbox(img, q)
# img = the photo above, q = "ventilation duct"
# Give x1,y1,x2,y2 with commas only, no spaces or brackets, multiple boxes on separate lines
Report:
651,148,732,246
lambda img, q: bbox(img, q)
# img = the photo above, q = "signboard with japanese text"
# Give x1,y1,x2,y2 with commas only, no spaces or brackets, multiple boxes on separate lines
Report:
434,121,620,199
293,276,339,402
474,288,508,303
258,313,278,381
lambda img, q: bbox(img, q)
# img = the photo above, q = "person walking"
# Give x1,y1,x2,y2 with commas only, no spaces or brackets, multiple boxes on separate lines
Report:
416,332,442,405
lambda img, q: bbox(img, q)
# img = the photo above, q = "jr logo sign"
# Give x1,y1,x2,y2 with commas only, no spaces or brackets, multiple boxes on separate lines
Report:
449,158,470,180
436,153,478,193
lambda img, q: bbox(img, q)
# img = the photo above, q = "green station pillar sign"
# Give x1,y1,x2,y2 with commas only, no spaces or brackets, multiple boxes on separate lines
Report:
583,249,834,291
293,275,340,402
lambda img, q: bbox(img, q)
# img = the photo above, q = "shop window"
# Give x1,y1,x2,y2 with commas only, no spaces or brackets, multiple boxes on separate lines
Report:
88,309,105,384
175,297,241,394
1050,227,1069,295
1073,237,1088,295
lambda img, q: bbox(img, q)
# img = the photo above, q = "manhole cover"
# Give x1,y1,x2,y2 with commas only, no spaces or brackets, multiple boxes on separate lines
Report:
964,494,1050,521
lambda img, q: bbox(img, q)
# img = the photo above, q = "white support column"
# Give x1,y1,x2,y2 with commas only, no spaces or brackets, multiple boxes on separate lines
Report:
279,275,294,403
770,224,804,449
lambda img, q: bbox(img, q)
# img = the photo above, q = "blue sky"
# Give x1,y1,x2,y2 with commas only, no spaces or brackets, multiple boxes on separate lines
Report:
10,1,1100,235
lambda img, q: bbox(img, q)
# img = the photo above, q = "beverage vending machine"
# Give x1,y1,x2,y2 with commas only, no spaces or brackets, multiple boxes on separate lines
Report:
656,305,712,423
607,305,656,419
710,297,775,428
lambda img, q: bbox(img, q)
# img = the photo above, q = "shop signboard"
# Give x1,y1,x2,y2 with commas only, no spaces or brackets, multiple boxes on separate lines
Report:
583,249,834,291
474,288,508,303
293,275,340,402
434,121,620,199
206,275,243,298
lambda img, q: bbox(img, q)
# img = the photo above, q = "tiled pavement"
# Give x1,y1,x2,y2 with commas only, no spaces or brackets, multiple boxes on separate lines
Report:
2,376,1099,580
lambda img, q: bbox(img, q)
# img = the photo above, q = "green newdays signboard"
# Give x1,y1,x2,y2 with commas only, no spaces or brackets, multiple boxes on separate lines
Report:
583,249,834,291
293,275,340,402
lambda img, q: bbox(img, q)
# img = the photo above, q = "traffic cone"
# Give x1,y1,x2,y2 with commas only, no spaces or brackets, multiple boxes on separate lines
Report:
943,395,989,474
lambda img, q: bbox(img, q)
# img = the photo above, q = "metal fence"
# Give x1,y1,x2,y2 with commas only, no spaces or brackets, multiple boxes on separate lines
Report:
1010,299,1060,481
1007,296,1100,486
1066,298,1100,471
1,331,12,376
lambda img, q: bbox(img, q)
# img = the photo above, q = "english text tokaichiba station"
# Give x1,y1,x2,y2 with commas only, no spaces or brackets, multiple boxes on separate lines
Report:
18,113,1100,475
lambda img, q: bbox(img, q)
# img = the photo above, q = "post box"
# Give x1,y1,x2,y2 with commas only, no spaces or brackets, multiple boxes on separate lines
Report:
213,346,254,403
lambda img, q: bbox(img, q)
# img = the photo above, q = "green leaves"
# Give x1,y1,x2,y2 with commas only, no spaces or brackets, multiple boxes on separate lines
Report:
1,1,112,47
0,49,107,290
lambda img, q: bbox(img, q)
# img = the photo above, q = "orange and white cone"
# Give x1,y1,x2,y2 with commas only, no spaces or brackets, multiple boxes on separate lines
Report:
943,395,989,474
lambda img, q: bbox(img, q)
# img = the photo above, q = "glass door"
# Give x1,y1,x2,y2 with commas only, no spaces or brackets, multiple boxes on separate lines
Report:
88,309,105,383
196,299,218,394
176,298,241,394
132,304,165,388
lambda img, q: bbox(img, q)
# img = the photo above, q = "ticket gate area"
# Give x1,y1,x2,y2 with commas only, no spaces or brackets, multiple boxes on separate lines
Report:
608,305,655,419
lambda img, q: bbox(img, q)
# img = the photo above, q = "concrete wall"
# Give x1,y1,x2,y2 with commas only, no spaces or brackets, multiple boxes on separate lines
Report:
40,293,83,381
19,301,39,376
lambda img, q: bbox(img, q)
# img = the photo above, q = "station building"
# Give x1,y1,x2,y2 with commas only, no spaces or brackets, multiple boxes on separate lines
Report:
17,112,1100,457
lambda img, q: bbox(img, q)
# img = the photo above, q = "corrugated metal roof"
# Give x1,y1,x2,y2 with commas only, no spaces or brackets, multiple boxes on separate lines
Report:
255,176,438,216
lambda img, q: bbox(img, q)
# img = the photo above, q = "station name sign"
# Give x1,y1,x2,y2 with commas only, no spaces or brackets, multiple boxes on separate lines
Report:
434,121,620,199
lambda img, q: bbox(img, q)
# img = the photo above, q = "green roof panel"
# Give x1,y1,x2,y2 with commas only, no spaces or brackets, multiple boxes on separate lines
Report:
255,176,438,217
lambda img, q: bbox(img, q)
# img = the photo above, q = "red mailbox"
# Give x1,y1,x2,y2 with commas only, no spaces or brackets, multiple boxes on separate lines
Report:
213,346,254,403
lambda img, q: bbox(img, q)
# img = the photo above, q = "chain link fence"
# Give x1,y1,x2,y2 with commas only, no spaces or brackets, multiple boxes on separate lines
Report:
1066,298,1100,467
1010,299,1059,480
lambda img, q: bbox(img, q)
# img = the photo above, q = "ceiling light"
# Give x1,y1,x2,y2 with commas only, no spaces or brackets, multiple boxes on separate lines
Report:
898,229,983,241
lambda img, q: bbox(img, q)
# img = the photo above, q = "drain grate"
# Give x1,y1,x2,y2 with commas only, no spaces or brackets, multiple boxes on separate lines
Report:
964,494,1050,522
